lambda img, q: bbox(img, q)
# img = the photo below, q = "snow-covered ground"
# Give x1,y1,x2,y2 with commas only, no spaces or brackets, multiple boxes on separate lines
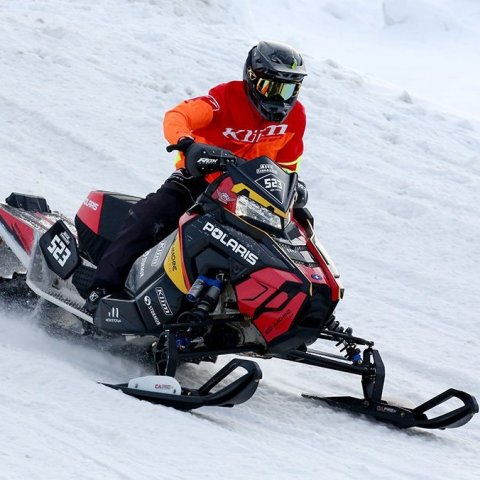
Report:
1,1,479,479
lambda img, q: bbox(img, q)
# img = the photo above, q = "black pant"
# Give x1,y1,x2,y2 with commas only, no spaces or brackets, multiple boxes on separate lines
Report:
93,169,207,290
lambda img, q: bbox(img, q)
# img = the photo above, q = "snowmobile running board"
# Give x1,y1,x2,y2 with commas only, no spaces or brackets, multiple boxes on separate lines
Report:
288,347,478,429
101,358,262,411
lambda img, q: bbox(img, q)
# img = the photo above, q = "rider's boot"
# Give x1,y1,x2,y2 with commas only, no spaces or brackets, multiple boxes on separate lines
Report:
84,286,110,314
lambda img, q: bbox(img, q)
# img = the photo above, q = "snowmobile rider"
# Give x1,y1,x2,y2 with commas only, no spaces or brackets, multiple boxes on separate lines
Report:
85,40,308,312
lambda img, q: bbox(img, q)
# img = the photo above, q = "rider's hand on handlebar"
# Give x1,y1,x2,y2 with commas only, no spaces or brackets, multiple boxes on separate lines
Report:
166,136,195,153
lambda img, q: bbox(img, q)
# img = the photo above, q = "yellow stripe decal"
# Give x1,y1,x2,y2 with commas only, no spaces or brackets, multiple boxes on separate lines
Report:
164,235,188,293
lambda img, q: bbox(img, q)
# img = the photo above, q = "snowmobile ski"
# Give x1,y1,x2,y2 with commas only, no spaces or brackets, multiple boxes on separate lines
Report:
100,358,262,410
303,388,478,429
286,345,477,429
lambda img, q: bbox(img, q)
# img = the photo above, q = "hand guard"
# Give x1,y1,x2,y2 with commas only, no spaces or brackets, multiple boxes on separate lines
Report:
184,143,238,177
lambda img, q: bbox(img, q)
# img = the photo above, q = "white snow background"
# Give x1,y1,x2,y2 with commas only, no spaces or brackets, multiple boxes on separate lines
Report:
1,1,480,479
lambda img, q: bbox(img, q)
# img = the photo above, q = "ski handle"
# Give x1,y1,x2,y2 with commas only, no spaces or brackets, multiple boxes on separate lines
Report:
411,388,479,429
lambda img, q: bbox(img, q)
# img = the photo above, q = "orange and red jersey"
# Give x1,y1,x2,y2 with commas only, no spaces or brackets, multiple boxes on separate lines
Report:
163,81,306,172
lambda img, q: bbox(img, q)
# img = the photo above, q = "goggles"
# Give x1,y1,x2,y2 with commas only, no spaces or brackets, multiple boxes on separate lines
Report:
247,67,301,101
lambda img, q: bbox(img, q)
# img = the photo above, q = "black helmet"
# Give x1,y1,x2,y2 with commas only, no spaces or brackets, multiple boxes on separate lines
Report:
244,41,307,122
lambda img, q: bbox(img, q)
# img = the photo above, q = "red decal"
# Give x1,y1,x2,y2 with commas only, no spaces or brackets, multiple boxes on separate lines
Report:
306,239,342,301
236,268,303,319
212,178,237,214
255,292,307,342
265,291,289,309
76,191,104,234
0,207,35,254
236,278,273,317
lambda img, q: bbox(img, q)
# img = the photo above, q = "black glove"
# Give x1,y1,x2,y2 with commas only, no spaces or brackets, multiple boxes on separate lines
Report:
184,143,238,177
166,136,195,153
293,179,308,208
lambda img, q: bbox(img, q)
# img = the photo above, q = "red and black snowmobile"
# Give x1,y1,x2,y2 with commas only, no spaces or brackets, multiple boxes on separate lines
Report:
0,150,477,429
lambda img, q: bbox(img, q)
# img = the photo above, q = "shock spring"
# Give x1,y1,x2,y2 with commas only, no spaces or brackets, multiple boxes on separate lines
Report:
325,315,363,364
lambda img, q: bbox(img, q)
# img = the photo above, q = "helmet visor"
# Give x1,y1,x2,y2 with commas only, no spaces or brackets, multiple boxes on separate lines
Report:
248,68,301,101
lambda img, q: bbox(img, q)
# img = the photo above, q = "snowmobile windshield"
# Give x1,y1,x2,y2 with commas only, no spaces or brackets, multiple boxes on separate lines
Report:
221,156,299,233
229,157,296,213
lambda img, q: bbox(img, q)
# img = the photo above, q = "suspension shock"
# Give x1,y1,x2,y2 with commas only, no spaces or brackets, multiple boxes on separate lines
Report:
325,315,362,364
175,275,224,350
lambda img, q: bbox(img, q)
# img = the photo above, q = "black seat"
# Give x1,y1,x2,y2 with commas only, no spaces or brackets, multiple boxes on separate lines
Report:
75,191,141,265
